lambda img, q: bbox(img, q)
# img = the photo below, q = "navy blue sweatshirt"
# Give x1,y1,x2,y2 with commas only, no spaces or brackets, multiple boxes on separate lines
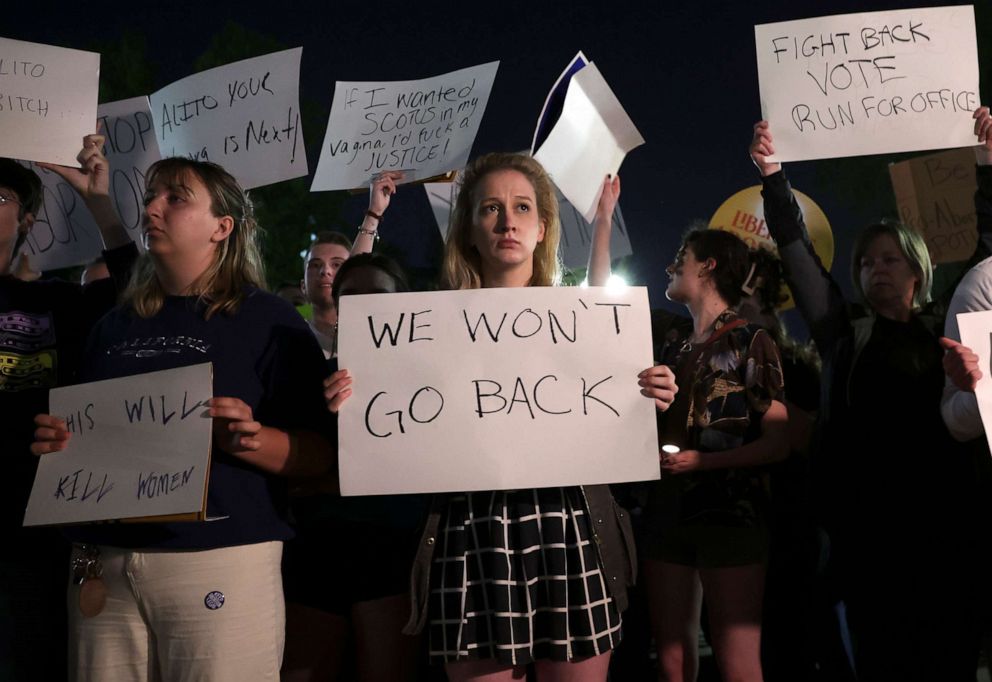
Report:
70,287,334,549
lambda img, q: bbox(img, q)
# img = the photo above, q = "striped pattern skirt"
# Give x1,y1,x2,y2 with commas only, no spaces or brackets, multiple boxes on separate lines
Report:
427,486,622,665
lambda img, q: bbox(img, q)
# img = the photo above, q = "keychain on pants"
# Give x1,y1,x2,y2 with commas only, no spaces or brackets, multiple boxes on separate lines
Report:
72,544,106,618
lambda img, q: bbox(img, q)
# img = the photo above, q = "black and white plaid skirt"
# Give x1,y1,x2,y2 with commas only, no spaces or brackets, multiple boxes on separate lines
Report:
427,486,622,665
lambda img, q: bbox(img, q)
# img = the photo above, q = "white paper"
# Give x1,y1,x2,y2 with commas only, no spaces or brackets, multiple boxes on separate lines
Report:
311,61,499,191
0,38,100,165
17,160,105,272
23,364,213,526
534,62,645,223
97,97,160,250
18,97,159,271
149,48,306,189
755,6,979,162
337,287,658,495
424,177,633,271
956,311,992,456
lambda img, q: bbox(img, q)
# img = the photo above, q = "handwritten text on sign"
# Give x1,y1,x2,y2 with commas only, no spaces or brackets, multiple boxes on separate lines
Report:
336,287,658,495
16,98,155,271
23,364,213,526
311,61,499,191
18,160,104,272
889,148,977,264
755,6,979,162
149,48,305,190
0,37,99,166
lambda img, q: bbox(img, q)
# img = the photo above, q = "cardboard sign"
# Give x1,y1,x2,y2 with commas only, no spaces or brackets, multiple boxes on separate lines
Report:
23,364,213,526
889,148,977,264
424,172,633,271
311,61,499,191
755,6,979,162
149,48,306,189
336,287,658,495
0,37,100,165
533,59,644,222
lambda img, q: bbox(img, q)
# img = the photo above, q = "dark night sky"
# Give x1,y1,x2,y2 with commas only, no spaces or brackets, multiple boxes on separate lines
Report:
6,0,989,333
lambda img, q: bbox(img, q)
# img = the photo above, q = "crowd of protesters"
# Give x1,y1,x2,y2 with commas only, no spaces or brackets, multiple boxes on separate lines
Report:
3,103,992,682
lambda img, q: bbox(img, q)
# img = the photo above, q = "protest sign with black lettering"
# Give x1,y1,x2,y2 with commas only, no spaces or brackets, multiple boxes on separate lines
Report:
889,148,977,263
18,160,105,272
424,177,633,271
0,37,99,166
336,287,658,495
23,363,213,526
311,61,499,191
149,48,305,189
97,97,160,250
755,6,978,162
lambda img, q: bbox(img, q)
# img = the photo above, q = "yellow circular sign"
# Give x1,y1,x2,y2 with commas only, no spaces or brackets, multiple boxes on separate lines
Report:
708,185,834,310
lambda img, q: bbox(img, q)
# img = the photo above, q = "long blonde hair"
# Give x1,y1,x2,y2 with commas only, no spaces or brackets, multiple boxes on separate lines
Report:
441,153,561,289
122,158,266,319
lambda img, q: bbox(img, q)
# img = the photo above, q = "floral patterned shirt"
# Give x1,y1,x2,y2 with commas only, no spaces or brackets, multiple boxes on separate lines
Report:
654,309,785,528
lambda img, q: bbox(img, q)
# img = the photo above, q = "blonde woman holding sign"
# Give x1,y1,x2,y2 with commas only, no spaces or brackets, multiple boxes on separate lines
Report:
325,152,675,681
32,157,334,682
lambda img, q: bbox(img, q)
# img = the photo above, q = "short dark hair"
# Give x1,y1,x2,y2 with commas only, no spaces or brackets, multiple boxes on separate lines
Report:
0,158,43,217
682,228,751,307
305,231,352,262
747,247,788,314
332,252,410,304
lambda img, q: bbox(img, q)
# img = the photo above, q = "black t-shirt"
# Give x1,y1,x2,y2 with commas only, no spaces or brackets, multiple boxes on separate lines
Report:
1,244,136,557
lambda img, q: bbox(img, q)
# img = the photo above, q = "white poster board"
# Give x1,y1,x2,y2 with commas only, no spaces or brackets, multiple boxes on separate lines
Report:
17,160,105,272
533,62,645,223
311,61,499,191
424,178,633,270
23,364,213,526
336,287,658,495
0,37,100,166
755,6,979,162
149,48,306,189
957,311,992,456
98,96,160,250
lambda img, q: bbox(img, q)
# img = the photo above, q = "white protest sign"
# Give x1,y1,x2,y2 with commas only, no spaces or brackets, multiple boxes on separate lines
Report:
424,178,633,270
18,160,105,272
23,364,213,526
97,96,160,250
755,6,979,162
149,48,305,189
0,38,99,166
534,62,645,223
957,310,992,456
16,98,155,271
311,61,499,191
337,287,658,495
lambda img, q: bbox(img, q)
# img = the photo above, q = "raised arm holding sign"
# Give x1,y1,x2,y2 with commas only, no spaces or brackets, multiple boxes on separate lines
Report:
749,101,990,680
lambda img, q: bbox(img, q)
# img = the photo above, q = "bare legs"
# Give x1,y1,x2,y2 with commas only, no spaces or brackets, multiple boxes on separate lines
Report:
644,559,765,682
445,651,612,682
